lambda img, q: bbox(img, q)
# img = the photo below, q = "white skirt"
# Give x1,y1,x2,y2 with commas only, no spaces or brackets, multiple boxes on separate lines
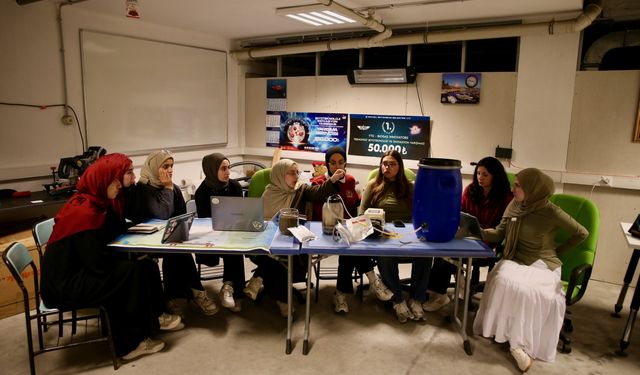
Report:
473,259,565,362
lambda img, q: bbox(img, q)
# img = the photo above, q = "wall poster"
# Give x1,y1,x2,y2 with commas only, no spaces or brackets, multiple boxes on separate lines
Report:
441,73,481,104
278,112,348,152
349,114,430,160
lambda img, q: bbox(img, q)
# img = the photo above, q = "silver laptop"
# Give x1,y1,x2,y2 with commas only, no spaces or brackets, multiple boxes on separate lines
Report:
210,196,266,232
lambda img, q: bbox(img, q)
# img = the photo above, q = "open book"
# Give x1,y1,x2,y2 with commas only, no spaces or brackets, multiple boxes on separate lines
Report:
127,223,165,234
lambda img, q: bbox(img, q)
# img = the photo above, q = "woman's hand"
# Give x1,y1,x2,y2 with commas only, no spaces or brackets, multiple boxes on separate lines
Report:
330,169,346,183
159,168,173,189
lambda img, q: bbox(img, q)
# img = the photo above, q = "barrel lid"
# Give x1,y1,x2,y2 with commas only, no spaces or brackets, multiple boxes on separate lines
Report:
418,158,461,168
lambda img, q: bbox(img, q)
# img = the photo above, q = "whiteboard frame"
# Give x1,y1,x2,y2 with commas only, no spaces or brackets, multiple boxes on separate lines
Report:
80,30,228,156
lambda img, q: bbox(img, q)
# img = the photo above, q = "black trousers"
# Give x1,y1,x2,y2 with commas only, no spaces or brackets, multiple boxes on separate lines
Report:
195,254,246,299
162,253,204,300
336,255,375,294
249,255,308,303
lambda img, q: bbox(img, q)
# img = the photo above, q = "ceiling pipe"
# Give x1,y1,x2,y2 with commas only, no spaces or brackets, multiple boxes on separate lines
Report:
232,3,602,60
582,30,640,70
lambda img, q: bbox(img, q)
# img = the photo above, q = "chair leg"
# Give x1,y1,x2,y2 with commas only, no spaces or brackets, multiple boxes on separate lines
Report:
314,260,320,303
100,307,119,370
71,309,78,335
559,316,573,354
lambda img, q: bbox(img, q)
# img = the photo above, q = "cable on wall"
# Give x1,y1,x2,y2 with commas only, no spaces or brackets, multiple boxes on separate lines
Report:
0,102,86,152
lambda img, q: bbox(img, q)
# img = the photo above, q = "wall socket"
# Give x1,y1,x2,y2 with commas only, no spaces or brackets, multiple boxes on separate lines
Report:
600,175,613,186
60,115,74,126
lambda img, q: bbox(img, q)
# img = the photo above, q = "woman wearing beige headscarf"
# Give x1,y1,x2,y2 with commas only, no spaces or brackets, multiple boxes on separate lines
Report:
473,168,588,372
244,158,343,318
128,150,218,320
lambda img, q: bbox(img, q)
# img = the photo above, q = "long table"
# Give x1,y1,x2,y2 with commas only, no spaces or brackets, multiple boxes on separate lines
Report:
108,218,301,354
299,221,494,356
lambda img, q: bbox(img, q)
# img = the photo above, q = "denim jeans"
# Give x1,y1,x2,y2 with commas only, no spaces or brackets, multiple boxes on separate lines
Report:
377,257,433,303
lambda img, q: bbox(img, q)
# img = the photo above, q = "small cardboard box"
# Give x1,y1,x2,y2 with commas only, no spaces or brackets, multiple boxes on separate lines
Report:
0,229,40,319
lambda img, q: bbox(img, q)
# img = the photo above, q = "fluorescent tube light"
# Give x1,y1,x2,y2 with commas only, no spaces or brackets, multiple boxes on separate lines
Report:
277,6,356,27
347,67,417,84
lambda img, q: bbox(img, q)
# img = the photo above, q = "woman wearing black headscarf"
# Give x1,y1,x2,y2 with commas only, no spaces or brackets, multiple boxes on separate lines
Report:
311,147,393,314
194,153,246,311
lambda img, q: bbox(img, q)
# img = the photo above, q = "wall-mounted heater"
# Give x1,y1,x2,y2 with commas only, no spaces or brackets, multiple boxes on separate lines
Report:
347,67,416,84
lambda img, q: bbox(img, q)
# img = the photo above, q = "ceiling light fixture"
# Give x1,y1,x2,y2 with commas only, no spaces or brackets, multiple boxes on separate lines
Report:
277,5,356,27
347,67,417,84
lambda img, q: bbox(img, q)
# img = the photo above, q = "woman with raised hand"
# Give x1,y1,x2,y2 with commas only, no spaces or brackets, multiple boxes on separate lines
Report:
473,168,588,372
194,153,246,312
41,153,182,361
244,158,342,318
360,150,430,323
425,156,513,311
131,150,218,318
311,146,392,313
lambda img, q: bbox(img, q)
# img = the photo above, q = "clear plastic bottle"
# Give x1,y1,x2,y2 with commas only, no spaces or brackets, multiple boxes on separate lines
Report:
322,195,343,234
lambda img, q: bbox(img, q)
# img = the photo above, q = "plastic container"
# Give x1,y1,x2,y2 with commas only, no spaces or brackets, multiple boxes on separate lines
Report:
413,158,462,242
322,195,343,234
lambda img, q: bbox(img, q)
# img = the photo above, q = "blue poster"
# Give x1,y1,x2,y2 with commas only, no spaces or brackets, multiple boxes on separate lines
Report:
277,112,348,152
349,114,430,160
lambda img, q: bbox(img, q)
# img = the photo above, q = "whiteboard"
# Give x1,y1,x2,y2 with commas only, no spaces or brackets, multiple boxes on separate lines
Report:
81,31,227,155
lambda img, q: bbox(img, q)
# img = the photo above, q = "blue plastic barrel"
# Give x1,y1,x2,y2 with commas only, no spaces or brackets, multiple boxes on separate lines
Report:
413,158,462,242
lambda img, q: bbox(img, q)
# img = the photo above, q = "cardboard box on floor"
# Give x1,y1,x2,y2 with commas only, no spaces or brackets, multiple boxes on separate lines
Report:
0,229,40,319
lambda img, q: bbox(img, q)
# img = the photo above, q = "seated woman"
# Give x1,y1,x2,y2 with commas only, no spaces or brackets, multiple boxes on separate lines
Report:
310,146,392,313
41,153,182,361
130,150,217,318
425,156,513,311
194,153,246,312
244,158,343,318
473,168,588,372
360,150,430,323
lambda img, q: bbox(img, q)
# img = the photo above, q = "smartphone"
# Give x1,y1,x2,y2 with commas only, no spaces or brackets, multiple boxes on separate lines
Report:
393,220,405,228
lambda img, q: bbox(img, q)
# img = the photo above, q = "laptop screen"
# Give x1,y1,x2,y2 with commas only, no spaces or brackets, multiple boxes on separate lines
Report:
210,196,265,232
161,212,196,243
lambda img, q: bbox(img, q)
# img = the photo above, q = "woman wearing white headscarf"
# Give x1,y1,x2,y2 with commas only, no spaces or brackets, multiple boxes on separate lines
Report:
244,159,343,318
129,150,218,319
473,168,588,372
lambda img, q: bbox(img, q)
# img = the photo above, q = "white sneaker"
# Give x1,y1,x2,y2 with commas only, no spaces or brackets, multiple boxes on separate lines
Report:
276,300,294,319
243,276,264,301
510,347,533,372
229,300,242,313
219,282,236,309
407,299,425,321
166,299,186,319
158,313,182,331
333,291,349,313
122,338,165,360
392,301,415,323
422,293,451,312
192,289,219,316
371,276,394,301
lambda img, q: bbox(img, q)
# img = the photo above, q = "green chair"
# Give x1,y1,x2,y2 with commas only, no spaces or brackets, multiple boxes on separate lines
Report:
549,193,600,353
506,172,516,188
2,242,118,374
248,168,271,197
367,167,416,183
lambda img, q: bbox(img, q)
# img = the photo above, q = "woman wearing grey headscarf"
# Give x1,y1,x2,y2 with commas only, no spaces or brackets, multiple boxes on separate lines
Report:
130,150,219,319
194,153,246,312
473,168,588,372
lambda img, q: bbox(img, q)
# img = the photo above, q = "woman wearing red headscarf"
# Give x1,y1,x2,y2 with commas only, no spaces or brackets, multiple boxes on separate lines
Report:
41,153,182,361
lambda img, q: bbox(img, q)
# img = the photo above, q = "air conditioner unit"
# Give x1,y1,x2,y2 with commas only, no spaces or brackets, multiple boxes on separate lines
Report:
347,67,416,84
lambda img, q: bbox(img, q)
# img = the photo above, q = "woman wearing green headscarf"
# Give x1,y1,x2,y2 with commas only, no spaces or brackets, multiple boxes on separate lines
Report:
473,168,588,372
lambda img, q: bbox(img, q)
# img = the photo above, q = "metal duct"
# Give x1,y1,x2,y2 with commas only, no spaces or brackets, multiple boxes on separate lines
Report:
582,29,640,70
232,4,602,61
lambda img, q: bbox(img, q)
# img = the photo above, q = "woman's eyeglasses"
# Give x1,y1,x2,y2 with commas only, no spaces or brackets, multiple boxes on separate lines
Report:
286,171,300,177
381,162,398,168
